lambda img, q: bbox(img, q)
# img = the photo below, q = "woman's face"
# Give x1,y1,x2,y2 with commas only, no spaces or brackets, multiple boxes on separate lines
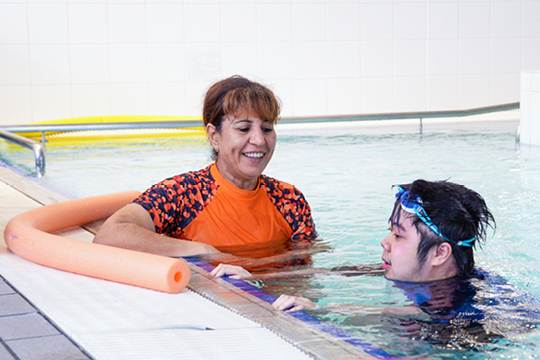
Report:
207,112,276,191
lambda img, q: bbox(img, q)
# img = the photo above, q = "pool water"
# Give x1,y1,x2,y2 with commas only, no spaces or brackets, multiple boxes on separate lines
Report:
2,119,540,359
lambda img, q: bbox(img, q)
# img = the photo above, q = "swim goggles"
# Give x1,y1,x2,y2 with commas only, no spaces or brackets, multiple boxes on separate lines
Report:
395,187,475,247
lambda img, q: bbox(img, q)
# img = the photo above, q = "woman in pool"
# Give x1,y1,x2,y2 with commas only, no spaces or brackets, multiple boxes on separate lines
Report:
94,76,319,258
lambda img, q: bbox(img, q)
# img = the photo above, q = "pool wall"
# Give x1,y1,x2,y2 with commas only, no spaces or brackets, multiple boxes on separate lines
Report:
1,1,539,125
520,71,540,147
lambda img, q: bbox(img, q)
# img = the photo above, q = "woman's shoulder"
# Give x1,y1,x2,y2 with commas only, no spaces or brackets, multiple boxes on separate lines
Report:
140,166,216,200
259,174,305,198
158,165,215,187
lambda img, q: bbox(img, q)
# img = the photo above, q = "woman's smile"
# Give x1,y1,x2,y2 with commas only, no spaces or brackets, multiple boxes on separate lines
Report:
244,152,265,159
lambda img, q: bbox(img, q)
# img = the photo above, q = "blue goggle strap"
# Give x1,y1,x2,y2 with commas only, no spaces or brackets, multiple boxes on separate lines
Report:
396,187,475,247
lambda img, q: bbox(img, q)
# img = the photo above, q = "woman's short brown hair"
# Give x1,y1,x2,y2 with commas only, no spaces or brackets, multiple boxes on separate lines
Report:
203,75,281,131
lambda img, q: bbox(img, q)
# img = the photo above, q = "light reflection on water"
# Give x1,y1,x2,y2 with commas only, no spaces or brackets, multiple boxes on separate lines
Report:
2,124,540,358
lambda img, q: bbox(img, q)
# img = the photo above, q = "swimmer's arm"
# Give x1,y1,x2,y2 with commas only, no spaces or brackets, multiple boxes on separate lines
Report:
206,239,331,268
210,264,330,280
325,304,429,320
223,263,382,280
272,296,428,320
205,239,332,278
210,262,383,281
330,263,385,276
93,203,220,257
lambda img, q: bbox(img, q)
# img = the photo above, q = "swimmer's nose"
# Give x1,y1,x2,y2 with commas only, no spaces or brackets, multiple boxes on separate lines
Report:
381,233,391,251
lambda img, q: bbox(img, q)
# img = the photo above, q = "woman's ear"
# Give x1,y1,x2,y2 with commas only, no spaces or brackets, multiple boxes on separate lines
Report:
431,242,453,266
206,123,219,152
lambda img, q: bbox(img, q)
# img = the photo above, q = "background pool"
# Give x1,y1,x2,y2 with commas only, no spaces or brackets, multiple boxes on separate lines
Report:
2,117,539,358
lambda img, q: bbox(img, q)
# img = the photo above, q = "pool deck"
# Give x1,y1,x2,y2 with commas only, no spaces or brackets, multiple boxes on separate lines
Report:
0,165,379,359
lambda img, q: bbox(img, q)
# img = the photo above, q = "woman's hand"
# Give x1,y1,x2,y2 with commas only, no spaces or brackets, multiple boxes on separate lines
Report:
272,294,318,312
210,264,252,279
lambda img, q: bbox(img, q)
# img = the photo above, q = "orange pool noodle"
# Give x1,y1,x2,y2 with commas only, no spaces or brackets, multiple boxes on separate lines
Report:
4,191,190,294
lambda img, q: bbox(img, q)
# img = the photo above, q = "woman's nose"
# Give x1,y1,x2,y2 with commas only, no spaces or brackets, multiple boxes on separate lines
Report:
250,127,265,146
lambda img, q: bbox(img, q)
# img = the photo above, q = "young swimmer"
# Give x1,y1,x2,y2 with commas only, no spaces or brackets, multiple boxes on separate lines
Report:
272,179,496,311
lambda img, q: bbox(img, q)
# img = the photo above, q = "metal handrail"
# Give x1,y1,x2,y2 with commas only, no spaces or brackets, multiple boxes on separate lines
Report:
0,120,204,178
1,120,203,134
0,103,520,178
278,102,520,124
0,129,45,177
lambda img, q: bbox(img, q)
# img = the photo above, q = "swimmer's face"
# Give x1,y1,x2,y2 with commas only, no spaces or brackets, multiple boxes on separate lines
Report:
381,211,431,282
206,112,276,191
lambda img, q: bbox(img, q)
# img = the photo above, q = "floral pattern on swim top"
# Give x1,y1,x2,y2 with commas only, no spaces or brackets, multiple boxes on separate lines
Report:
133,164,318,244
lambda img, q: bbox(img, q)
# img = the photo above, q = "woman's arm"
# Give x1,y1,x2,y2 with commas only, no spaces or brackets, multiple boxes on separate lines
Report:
210,262,384,281
210,263,253,279
93,203,220,257
272,295,318,312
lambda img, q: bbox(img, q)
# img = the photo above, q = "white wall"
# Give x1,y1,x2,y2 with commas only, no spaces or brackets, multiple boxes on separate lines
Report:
520,71,540,147
1,0,539,125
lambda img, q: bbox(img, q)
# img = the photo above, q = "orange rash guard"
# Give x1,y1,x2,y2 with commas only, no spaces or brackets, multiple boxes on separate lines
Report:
133,164,318,252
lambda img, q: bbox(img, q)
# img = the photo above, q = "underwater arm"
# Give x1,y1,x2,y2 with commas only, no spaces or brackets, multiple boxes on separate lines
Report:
273,299,428,320
324,304,429,320
209,241,333,279
206,239,332,279
330,263,385,276
211,265,331,280
93,203,220,257
240,263,385,280
210,261,384,281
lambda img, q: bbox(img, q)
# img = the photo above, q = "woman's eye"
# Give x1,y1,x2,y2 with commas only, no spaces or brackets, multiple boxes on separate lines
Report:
238,127,250,133
263,127,273,133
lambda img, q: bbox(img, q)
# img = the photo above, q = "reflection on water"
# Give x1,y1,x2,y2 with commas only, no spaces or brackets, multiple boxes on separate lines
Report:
250,267,540,359
336,269,540,358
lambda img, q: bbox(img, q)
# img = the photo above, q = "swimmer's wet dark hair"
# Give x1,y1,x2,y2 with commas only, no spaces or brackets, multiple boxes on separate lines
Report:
390,180,496,276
